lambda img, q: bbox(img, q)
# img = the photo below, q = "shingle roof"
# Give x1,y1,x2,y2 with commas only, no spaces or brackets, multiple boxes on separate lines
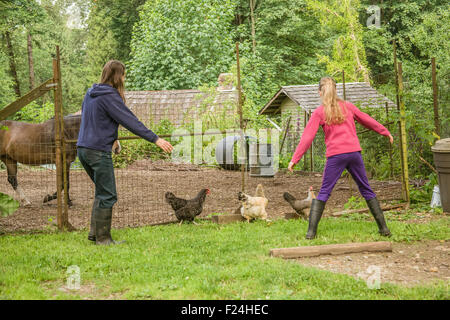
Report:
125,89,238,126
259,82,396,115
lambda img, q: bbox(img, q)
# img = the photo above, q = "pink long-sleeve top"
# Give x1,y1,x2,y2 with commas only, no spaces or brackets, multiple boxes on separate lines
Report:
291,101,391,164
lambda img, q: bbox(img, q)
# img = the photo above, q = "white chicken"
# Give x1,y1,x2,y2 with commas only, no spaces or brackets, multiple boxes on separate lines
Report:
238,184,268,222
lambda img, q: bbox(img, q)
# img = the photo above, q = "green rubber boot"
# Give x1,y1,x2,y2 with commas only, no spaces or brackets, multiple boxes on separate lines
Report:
306,199,326,240
366,197,391,236
94,207,124,245
88,199,100,242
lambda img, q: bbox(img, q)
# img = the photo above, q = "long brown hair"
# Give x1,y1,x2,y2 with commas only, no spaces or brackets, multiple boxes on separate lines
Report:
100,60,126,103
319,77,345,125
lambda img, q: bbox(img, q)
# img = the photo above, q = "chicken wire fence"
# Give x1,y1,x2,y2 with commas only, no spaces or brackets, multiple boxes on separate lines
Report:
0,123,270,233
2,66,447,234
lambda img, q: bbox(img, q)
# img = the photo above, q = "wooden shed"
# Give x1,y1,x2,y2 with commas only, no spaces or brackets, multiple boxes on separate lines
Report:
124,89,238,127
258,82,395,160
124,73,237,128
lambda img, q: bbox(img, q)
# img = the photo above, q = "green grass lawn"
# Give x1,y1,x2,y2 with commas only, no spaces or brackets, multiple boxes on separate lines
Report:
0,215,449,300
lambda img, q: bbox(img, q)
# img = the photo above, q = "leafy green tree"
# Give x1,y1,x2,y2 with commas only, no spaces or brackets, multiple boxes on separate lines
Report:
127,0,237,90
86,0,147,84
306,0,370,82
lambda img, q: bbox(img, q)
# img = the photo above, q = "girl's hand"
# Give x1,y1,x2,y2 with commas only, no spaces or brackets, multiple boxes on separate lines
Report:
388,134,393,144
288,161,295,173
156,138,173,153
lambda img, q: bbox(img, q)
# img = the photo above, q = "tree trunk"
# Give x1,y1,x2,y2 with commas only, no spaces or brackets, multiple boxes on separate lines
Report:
27,32,35,90
249,0,256,54
4,31,21,97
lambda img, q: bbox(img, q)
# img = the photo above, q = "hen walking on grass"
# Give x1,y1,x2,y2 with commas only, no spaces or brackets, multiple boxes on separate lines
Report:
165,189,210,225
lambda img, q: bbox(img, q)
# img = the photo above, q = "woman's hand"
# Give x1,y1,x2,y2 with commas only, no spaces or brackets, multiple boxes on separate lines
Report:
112,140,121,154
288,161,295,173
388,134,393,144
155,138,173,153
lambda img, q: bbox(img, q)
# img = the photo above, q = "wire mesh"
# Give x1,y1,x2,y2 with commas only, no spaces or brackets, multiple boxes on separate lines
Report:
3,64,445,233
0,141,60,232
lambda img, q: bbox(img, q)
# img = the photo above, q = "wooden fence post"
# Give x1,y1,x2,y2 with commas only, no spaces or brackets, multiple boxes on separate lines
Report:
431,57,440,138
236,42,245,193
397,62,410,203
342,71,353,193
385,102,394,178
303,110,307,171
308,110,313,172
53,57,64,230
55,46,72,230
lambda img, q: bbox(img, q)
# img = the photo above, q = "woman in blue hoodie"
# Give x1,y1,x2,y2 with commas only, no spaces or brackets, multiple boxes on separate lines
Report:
77,60,173,245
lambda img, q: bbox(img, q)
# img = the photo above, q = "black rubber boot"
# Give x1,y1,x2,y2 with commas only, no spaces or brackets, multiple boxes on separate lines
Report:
94,207,124,245
306,199,326,240
366,197,391,237
88,199,100,242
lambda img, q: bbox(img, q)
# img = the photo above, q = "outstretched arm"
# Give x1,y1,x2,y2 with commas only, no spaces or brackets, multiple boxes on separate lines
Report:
350,103,393,145
351,103,390,136
103,94,173,153
289,110,322,171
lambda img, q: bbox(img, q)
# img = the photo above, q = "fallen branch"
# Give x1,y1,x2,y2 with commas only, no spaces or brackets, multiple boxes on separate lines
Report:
270,241,392,259
416,154,438,175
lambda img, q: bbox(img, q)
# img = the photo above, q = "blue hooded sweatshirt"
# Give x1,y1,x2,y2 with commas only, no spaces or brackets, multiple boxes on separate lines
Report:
77,83,159,152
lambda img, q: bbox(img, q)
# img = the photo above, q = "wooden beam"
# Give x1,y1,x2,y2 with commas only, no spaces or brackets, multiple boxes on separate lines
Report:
279,116,291,154
236,42,245,194
431,57,440,137
270,241,392,259
53,57,63,231
397,62,410,203
0,78,54,120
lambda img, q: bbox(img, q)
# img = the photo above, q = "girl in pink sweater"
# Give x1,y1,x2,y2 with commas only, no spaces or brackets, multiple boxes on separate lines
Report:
288,77,393,239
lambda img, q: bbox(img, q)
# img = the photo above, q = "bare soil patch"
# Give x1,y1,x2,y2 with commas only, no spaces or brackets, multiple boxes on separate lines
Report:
296,240,450,288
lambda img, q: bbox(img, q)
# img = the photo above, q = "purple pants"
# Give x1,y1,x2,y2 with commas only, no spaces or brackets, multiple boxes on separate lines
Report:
317,151,376,202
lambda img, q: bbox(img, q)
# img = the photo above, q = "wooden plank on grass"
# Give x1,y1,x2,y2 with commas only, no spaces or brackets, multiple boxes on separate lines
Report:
270,241,392,259
212,214,246,224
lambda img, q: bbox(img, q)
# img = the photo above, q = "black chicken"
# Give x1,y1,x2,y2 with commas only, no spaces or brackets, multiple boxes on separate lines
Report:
165,189,210,225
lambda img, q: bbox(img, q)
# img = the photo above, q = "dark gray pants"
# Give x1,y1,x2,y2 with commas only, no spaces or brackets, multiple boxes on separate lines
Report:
77,147,117,208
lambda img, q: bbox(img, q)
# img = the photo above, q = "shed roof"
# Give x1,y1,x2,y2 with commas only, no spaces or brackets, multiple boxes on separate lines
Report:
259,82,395,115
125,89,238,126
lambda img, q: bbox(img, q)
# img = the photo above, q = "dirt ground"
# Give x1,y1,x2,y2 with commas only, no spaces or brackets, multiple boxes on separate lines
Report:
296,240,450,288
0,160,406,233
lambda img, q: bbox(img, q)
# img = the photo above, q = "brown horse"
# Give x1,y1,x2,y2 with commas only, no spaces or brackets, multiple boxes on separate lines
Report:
0,114,81,206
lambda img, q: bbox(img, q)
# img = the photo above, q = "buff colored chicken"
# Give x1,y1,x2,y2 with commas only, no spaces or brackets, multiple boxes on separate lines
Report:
238,184,268,222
